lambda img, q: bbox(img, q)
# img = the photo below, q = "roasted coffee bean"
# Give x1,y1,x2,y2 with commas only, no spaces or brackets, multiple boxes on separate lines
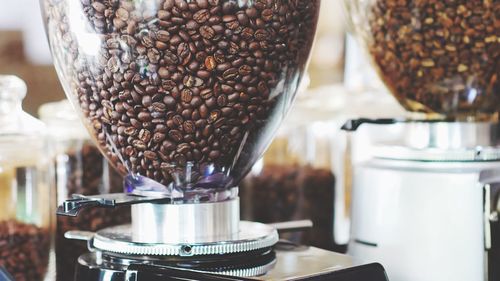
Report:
181,89,193,103
200,88,213,100
0,220,50,281
193,9,210,23
169,130,183,142
222,68,238,80
199,25,215,39
367,0,499,119
45,0,320,187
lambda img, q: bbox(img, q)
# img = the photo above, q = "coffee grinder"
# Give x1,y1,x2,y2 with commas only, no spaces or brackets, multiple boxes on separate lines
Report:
41,0,388,280
343,0,500,280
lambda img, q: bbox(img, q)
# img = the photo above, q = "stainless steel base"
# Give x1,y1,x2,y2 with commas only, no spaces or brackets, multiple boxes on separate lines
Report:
131,198,240,244
75,246,389,281
92,221,279,256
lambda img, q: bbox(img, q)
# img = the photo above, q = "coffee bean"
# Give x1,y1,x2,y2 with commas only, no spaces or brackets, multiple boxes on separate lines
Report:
200,25,216,39
183,120,196,133
156,30,170,42
238,65,252,76
0,220,50,281
169,130,183,142
204,56,217,70
193,9,210,23
144,150,157,160
217,95,228,106
200,89,213,99
91,2,105,13
181,89,193,103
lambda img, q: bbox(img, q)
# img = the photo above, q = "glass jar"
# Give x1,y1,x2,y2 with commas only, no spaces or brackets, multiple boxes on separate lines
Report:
345,0,499,121
41,0,321,201
39,100,130,281
0,75,53,281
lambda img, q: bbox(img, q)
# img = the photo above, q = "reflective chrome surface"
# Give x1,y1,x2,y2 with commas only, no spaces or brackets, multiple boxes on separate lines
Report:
92,221,278,256
75,245,389,281
370,122,500,161
403,122,500,150
131,198,240,244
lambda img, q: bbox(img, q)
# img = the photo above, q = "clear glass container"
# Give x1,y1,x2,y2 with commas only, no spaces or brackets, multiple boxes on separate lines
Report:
41,0,321,201
0,75,53,281
39,100,129,281
345,0,499,121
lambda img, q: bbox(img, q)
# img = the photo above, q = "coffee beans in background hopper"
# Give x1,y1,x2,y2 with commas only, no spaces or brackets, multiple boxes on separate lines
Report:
240,164,336,251
55,143,130,281
44,0,320,187
368,0,499,118
0,220,50,281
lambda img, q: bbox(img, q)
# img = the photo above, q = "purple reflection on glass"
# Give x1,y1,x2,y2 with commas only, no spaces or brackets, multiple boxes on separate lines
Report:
123,172,236,203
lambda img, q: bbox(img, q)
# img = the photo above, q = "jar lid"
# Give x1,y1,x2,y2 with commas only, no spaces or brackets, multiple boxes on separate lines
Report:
38,99,90,141
0,75,27,102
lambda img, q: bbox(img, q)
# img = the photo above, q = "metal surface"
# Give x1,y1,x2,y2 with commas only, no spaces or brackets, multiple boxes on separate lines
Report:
57,193,169,217
372,146,500,162
74,245,389,281
402,122,500,149
480,169,500,217
343,119,500,148
268,220,313,233
92,221,278,256
131,199,240,244
122,256,277,279
369,122,500,161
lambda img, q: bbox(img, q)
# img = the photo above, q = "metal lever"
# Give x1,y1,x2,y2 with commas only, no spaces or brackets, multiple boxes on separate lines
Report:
340,118,456,131
341,118,403,131
268,220,313,233
57,193,170,217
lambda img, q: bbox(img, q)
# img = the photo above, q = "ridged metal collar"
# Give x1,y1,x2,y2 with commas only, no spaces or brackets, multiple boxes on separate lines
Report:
92,221,279,256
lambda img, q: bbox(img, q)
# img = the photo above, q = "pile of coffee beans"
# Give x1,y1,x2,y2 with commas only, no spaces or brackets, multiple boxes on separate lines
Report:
44,0,320,187
0,220,50,281
55,142,130,281
368,0,499,118
240,164,336,250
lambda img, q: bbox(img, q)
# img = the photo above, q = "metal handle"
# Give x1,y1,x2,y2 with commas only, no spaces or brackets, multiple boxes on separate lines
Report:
268,220,313,233
57,193,169,217
341,118,404,131
480,170,500,214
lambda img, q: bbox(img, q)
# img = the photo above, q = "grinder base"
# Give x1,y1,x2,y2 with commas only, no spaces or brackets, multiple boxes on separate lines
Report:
91,221,279,256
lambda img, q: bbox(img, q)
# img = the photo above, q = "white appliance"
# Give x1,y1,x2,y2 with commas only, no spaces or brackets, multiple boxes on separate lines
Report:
345,120,500,281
